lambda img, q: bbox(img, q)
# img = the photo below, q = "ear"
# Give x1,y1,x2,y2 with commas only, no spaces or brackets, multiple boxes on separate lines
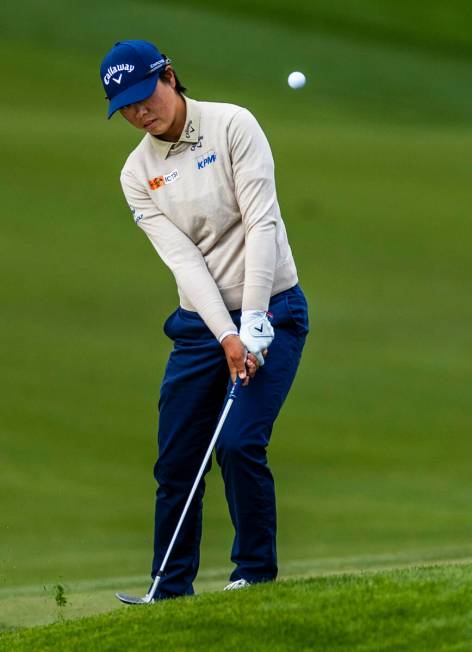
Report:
162,66,176,88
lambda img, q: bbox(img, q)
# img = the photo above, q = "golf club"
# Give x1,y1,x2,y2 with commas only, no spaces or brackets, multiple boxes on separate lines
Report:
116,375,244,604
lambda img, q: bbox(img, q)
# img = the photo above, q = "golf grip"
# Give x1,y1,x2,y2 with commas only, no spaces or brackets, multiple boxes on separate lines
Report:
149,376,244,596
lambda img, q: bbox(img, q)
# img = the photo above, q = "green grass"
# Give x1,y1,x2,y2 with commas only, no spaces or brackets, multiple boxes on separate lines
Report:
176,0,472,57
3,549,472,633
1,0,472,642
2,563,472,651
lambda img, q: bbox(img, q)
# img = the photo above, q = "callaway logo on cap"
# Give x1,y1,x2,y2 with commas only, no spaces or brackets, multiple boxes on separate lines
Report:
100,40,171,119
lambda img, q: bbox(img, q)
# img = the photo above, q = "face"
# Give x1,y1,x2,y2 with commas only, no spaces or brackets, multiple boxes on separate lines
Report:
119,68,183,139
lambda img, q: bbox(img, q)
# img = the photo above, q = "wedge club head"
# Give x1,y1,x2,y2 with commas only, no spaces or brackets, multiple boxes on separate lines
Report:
116,592,154,605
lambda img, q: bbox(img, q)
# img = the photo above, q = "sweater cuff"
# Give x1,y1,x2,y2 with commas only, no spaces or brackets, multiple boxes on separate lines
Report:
218,328,239,344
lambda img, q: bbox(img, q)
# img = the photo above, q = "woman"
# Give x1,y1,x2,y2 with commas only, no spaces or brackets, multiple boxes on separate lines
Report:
100,39,309,601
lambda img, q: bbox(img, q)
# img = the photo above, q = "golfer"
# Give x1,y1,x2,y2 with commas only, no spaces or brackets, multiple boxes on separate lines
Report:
100,40,309,600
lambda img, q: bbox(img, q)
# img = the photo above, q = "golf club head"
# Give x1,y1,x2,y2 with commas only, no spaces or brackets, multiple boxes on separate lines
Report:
115,592,154,605
116,573,161,604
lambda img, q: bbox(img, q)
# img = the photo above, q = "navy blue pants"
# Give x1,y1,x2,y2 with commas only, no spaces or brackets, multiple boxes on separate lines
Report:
152,284,309,597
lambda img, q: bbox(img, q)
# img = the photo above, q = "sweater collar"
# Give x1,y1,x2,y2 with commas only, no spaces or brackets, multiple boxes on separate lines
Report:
149,96,200,158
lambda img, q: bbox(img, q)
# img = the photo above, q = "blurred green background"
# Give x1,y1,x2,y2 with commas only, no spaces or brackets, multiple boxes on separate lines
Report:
1,0,471,628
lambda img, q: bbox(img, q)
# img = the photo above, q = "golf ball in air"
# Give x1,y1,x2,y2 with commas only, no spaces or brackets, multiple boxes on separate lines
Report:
288,71,306,89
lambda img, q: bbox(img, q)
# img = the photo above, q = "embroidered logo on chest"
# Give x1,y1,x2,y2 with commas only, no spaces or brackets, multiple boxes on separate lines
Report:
148,169,179,190
196,151,217,170
190,136,203,151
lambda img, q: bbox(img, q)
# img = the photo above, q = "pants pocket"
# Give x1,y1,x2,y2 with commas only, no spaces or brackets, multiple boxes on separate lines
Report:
285,288,310,337
163,309,179,339
163,308,215,342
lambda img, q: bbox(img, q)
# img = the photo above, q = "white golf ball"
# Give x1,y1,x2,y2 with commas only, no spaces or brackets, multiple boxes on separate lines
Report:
288,71,306,89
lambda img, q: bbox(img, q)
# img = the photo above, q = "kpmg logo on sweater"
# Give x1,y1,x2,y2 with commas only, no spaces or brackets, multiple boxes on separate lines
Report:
196,151,217,170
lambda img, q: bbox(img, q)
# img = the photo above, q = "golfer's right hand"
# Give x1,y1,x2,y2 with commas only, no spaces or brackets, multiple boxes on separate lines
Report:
220,334,260,385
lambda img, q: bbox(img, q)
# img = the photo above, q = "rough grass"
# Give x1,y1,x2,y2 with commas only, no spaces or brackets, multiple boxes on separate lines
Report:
2,563,472,651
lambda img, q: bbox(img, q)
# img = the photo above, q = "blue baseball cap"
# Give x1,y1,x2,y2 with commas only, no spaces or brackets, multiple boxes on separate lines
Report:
100,40,170,118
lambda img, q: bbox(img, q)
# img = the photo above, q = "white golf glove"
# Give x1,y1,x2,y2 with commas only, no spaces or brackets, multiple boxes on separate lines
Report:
239,310,274,366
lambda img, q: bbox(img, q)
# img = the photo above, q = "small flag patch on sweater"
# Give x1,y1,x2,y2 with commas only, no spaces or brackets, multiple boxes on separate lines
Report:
148,169,179,190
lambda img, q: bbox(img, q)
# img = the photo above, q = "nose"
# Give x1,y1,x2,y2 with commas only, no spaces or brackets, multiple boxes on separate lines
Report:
134,101,148,118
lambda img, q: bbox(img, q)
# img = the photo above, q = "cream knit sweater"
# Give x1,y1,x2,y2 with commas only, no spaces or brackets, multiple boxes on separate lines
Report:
120,96,298,340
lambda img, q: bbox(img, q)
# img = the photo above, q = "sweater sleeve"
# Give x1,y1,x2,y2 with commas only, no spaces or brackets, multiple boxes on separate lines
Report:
228,108,278,312
120,169,238,340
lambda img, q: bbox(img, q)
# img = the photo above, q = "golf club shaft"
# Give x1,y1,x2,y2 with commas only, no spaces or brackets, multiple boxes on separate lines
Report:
147,377,243,600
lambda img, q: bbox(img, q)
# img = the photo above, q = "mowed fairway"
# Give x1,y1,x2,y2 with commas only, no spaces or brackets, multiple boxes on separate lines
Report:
1,0,472,642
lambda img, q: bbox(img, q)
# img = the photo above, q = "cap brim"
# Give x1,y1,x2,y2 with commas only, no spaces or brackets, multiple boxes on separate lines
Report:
107,72,159,119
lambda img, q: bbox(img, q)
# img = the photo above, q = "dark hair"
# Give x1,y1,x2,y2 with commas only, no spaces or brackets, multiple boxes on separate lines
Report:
159,55,187,94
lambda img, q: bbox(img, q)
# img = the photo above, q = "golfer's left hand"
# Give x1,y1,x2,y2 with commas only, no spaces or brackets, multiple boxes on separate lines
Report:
239,310,274,366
